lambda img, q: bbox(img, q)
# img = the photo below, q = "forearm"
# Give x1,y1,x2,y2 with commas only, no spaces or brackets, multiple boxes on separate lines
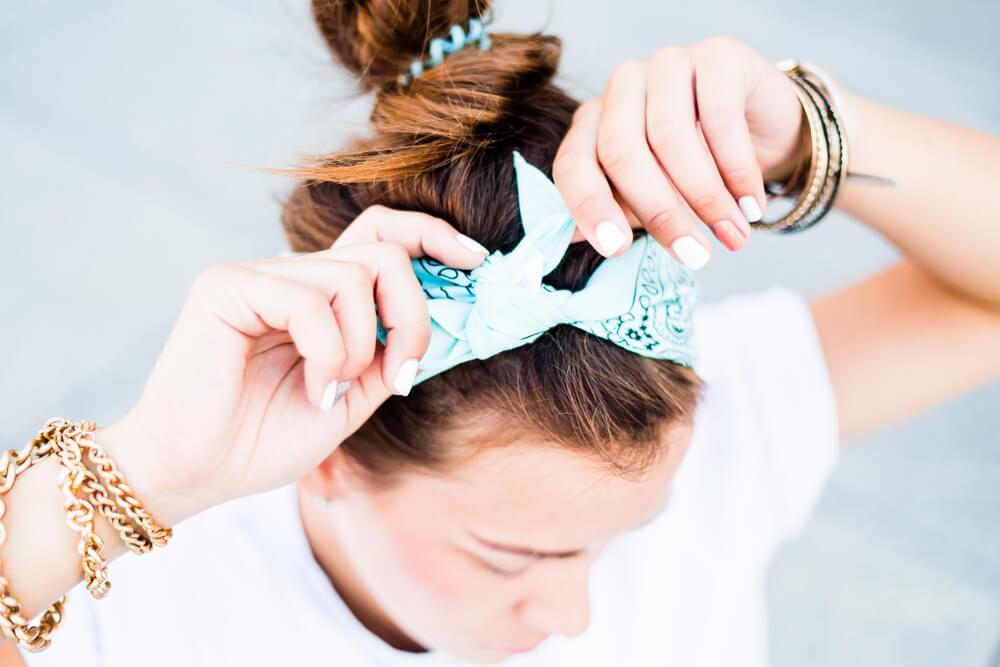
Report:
835,90,1000,311
0,450,126,636
0,423,170,641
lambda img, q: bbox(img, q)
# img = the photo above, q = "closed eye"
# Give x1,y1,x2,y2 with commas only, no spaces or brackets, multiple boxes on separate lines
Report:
481,559,531,578
463,549,532,578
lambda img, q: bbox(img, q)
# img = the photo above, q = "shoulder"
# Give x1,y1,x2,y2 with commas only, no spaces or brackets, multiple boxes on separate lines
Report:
683,285,840,553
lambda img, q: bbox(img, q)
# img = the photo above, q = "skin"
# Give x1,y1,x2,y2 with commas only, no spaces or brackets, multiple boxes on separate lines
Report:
4,35,1000,665
297,424,689,662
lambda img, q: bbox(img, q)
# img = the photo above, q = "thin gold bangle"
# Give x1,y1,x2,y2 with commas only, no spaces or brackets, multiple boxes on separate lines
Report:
753,71,831,233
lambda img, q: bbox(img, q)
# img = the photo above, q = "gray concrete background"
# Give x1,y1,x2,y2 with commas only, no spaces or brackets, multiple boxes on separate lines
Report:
2,1,998,664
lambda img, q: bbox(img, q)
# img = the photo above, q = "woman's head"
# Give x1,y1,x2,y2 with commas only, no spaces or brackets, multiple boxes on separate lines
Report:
286,0,705,660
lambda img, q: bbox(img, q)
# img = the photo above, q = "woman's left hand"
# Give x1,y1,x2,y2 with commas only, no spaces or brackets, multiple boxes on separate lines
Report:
554,36,807,270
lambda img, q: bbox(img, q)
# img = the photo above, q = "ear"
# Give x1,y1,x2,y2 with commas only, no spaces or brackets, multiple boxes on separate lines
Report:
298,447,360,502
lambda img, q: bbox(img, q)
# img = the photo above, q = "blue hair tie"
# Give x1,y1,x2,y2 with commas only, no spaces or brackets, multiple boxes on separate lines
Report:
398,15,493,86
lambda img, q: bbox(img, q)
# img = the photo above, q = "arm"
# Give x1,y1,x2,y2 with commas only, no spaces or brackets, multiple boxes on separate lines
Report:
808,91,1000,443
0,427,135,645
0,207,483,655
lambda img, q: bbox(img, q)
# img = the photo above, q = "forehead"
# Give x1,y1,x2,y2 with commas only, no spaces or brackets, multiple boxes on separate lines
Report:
384,422,692,550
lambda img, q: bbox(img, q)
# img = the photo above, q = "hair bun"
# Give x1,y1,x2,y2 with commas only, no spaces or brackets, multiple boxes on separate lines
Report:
312,0,498,92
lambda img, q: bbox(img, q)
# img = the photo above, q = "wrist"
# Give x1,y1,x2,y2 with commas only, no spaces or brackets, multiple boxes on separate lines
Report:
762,101,810,184
93,420,197,529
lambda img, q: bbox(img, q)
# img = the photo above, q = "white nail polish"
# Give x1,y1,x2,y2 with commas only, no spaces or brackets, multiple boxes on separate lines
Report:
738,195,762,223
394,358,419,396
321,380,351,411
670,235,710,270
455,233,489,255
595,221,627,256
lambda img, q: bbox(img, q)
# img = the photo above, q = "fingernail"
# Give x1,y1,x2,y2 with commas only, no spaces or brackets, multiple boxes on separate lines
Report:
670,235,710,270
714,220,743,247
394,358,419,396
321,380,352,411
595,221,627,256
738,195,762,223
733,216,752,239
455,233,488,255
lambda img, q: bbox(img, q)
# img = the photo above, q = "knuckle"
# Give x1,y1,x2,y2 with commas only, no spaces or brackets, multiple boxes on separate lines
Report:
645,207,682,237
552,145,585,182
696,103,738,127
354,204,386,226
568,191,605,220
340,261,372,289
688,192,724,214
646,113,685,147
717,163,756,184
698,35,744,53
571,98,596,123
609,58,643,83
193,262,232,291
302,288,333,315
379,240,411,267
596,134,635,174
650,44,687,65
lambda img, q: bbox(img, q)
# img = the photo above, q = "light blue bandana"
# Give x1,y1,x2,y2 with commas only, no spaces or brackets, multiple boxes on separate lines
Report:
376,150,699,387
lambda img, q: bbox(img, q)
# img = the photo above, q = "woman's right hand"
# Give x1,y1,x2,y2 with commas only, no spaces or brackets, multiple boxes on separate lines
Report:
96,205,489,527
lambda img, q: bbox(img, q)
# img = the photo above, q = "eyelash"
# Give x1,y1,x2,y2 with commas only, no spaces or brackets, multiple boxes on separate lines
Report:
480,558,531,578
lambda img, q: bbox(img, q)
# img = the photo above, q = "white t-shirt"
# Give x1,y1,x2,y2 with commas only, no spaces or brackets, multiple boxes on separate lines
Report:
20,284,840,667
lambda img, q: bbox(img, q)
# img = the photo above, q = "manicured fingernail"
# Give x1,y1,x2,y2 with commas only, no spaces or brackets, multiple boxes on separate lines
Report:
714,220,743,247
738,195,762,223
455,233,488,255
733,216,752,239
670,235,710,270
321,380,352,411
595,221,627,256
394,358,419,396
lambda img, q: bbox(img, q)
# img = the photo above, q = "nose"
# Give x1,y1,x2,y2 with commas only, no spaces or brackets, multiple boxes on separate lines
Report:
518,556,592,638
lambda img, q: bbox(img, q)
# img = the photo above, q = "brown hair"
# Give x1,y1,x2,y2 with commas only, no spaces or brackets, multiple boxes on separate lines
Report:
281,0,705,488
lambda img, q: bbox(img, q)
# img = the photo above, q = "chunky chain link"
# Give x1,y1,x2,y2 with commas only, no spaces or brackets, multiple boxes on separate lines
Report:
0,417,174,652
0,438,66,651
50,421,113,599
80,434,172,547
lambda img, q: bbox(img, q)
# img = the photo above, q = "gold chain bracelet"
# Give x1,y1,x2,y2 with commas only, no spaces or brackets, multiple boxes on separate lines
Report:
50,422,113,599
0,439,65,651
0,418,174,652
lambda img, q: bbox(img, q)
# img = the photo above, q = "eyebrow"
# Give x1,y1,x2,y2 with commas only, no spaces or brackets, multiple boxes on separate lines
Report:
466,490,675,560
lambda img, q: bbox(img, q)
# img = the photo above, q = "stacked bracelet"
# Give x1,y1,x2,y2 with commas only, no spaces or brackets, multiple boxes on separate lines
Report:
757,59,896,234
0,417,172,652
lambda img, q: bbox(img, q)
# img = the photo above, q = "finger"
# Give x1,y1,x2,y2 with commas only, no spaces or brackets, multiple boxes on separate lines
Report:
252,243,432,396
204,263,348,411
691,38,767,233
553,98,633,258
241,258,378,382
571,191,641,243
645,46,752,252
332,204,489,268
325,243,432,397
595,59,712,270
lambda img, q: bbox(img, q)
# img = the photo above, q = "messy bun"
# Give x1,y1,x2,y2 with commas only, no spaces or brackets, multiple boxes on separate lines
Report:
281,0,705,487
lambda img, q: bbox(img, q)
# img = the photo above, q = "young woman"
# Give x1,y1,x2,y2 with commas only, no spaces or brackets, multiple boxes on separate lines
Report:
5,1,999,665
